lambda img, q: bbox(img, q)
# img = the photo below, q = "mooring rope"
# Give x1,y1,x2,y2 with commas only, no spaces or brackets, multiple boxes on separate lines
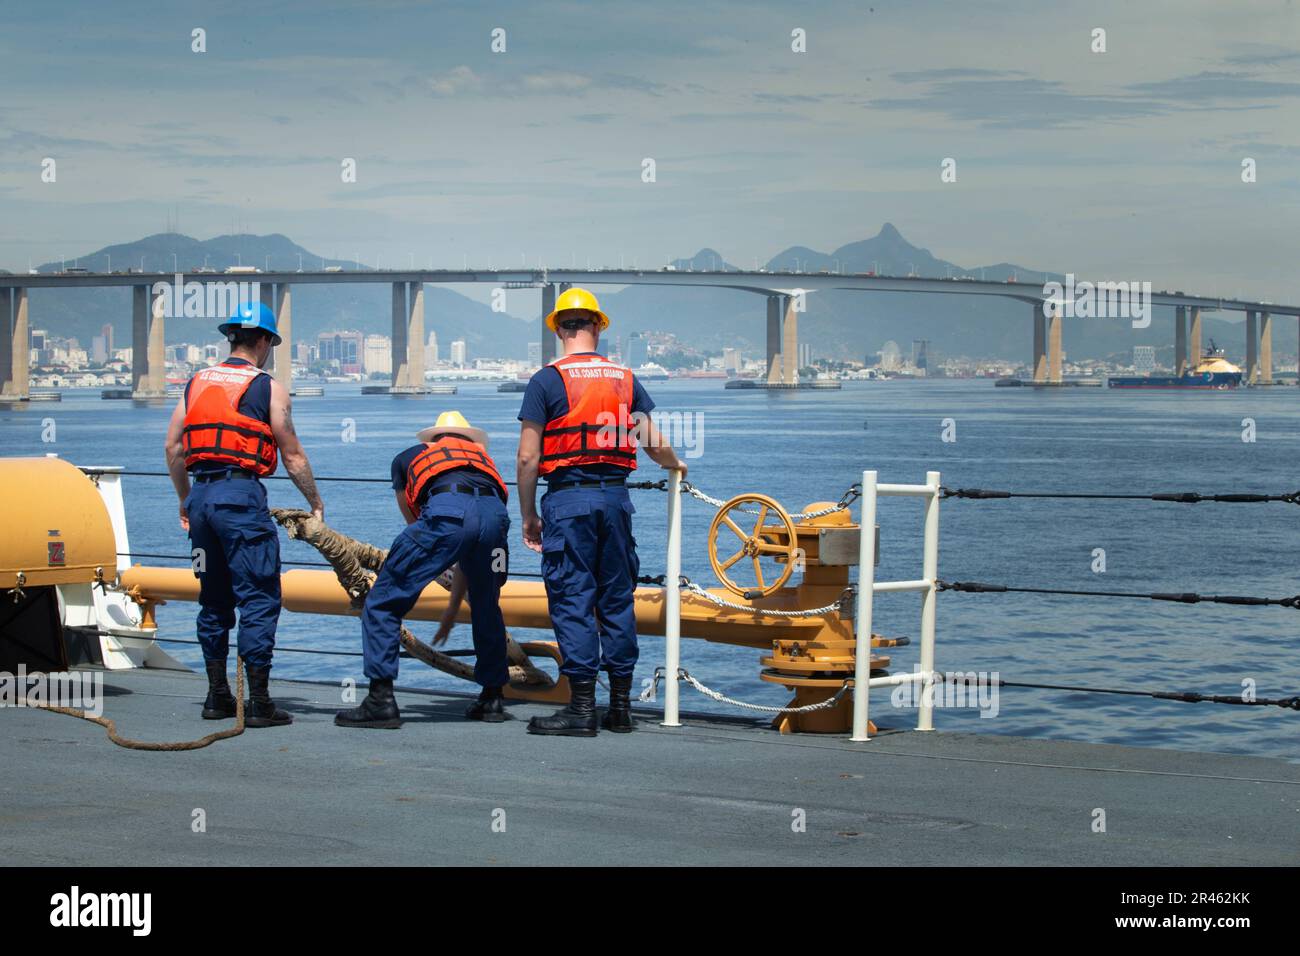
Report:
30,658,247,749
937,579,1300,609
941,486,1300,505
269,508,554,688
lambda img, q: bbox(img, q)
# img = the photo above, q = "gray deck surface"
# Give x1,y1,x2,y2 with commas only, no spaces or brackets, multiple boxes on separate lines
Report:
4,667,1298,866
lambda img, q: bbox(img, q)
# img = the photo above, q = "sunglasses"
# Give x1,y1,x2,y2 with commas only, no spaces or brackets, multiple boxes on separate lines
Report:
558,316,595,331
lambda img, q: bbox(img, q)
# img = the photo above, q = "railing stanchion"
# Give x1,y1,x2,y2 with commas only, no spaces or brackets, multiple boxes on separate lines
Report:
851,470,878,741
662,468,683,727
918,470,940,731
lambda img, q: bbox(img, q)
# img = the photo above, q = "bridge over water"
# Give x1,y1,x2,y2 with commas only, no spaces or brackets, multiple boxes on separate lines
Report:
1,269,1296,400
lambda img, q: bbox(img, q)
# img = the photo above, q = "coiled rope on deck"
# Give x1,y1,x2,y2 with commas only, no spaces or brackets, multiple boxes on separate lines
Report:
31,658,247,750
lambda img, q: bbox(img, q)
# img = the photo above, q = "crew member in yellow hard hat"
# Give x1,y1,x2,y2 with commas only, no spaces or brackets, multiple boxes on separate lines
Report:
336,411,512,728
517,287,686,737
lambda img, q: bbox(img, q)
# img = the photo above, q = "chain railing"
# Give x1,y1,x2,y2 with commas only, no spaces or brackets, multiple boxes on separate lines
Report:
680,479,860,521
638,666,851,715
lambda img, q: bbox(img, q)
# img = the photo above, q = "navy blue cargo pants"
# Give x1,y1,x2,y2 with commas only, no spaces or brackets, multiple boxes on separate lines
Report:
540,484,640,681
361,491,511,688
186,475,281,669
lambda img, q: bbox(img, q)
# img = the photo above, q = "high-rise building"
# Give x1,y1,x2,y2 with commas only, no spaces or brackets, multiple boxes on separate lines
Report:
879,341,902,371
364,335,392,376
626,333,648,369
723,347,741,372
1133,346,1156,372
798,343,812,369
91,335,108,365
426,330,439,365
317,330,364,373
527,341,541,366
101,323,114,356
450,339,467,367
912,339,930,372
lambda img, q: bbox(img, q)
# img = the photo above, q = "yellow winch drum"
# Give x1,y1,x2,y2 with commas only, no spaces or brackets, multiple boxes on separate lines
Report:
0,457,117,589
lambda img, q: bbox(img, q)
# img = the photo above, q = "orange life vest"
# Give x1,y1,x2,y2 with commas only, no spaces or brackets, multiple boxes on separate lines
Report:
182,362,278,477
539,353,638,475
404,436,508,512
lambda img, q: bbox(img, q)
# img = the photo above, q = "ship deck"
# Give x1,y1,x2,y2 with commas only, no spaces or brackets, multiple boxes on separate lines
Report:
4,667,1297,866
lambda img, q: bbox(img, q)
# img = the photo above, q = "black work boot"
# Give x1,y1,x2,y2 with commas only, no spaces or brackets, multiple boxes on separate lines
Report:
244,665,293,728
334,678,401,729
527,678,598,737
201,659,238,720
465,685,506,722
602,674,635,733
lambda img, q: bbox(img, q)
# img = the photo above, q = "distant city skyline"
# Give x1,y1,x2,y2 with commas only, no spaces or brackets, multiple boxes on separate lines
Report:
2,2,1298,305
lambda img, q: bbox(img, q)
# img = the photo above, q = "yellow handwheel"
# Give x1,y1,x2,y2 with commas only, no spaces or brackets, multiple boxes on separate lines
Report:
707,493,799,598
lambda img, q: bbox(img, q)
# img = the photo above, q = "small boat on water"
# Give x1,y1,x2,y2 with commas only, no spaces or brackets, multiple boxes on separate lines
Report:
1108,341,1243,390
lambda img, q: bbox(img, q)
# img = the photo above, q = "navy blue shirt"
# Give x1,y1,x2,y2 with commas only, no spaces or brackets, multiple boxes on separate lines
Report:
517,353,655,484
185,357,273,476
391,441,504,508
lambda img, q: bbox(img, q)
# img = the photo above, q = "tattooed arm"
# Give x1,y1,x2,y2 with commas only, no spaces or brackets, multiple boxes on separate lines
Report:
269,378,324,520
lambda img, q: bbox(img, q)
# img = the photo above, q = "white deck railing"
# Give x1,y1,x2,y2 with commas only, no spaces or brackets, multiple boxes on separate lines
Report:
851,470,941,740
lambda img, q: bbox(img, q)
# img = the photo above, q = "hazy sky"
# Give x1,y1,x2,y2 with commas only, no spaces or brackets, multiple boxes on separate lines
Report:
2,0,1298,303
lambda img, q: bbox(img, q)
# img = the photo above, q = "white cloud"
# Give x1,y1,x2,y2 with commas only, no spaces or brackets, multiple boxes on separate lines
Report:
428,65,481,96
522,72,591,93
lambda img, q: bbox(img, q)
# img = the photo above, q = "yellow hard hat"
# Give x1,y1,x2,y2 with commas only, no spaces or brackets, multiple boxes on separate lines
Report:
545,287,610,333
416,410,488,447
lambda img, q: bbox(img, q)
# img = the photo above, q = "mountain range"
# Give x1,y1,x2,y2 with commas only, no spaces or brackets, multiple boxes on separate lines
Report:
14,226,1251,365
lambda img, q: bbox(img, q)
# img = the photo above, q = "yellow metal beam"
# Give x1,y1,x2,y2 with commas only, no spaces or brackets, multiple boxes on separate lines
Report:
117,566,851,648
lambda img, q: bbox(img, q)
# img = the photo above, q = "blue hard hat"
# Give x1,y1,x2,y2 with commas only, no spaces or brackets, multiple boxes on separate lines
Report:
218,301,281,346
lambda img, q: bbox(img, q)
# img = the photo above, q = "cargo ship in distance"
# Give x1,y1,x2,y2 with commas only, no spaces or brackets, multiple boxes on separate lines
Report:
1107,341,1243,390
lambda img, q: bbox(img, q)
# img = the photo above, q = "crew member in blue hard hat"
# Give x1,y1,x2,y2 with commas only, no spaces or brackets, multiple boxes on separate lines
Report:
164,300,323,727
517,287,686,737
336,411,512,729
